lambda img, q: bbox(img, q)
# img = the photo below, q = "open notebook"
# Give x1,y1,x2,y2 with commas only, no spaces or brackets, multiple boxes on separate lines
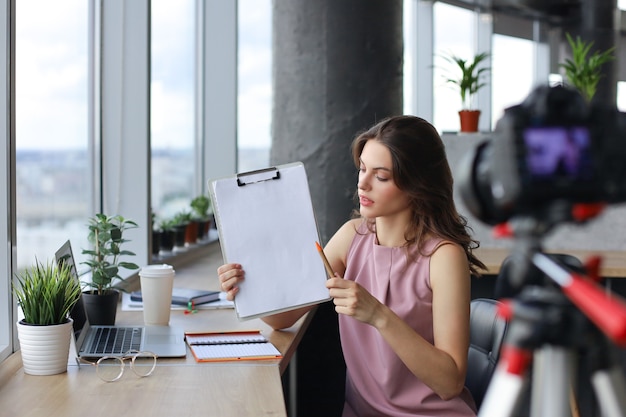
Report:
185,331,282,362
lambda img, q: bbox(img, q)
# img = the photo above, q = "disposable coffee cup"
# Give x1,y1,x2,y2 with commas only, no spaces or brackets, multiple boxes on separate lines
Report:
139,264,175,325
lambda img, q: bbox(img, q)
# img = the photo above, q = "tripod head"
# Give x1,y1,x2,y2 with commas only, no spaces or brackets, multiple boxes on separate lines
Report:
492,202,589,299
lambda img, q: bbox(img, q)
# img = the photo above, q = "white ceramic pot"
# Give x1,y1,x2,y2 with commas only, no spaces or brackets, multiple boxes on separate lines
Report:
16,318,73,376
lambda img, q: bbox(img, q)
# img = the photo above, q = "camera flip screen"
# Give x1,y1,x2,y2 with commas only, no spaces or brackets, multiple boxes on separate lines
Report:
523,127,594,182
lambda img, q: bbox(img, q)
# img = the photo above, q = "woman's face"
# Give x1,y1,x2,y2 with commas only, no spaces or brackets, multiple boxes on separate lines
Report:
357,139,410,219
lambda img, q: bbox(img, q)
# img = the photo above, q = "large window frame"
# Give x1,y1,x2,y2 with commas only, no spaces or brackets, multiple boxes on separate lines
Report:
94,0,236,269
407,0,626,131
406,0,554,132
0,0,15,363
0,0,237,360
4,0,626,364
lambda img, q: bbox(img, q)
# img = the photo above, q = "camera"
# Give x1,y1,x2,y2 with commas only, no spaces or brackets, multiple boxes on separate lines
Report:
457,84,626,227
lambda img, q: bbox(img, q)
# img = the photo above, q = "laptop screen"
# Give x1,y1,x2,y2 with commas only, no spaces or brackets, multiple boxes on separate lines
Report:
54,240,89,345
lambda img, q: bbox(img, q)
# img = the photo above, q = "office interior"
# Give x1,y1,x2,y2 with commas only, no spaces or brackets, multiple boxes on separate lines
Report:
3,0,626,416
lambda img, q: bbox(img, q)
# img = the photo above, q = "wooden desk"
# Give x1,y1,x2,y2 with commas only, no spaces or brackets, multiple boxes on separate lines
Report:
475,247,626,278
0,242,312,417
0,353,286,417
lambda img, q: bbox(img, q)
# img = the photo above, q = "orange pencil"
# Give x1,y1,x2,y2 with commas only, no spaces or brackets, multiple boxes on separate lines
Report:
315,241,335,279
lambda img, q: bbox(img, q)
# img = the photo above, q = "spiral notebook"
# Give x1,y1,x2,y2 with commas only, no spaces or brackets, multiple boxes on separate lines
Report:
208,162,331,321
185,331,282,362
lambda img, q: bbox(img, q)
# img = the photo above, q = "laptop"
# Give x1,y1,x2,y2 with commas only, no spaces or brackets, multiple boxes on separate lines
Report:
55,240,187,358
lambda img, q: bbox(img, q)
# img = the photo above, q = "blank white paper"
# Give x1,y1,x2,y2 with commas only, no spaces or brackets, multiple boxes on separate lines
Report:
209,162,331,320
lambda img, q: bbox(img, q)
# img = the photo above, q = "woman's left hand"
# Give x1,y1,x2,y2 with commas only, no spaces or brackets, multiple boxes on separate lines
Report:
326,277,383,326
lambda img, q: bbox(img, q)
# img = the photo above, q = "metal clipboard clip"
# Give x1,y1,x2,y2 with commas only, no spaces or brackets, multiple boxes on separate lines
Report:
236,167,281,187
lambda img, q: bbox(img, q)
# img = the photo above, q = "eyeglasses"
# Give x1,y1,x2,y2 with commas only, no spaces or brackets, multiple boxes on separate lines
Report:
78,350,158,382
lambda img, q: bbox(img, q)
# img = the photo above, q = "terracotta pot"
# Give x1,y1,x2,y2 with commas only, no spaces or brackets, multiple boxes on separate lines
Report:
459,110,481,133
185,221,199,246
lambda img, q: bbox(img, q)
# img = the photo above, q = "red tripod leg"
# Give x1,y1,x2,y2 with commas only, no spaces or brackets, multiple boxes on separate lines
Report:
479,345,532,417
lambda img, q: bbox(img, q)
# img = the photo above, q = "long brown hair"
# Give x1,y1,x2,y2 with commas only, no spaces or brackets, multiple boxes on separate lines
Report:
351,115,486,276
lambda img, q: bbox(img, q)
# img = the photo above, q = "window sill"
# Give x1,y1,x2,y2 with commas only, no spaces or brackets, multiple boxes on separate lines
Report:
115,228,220,293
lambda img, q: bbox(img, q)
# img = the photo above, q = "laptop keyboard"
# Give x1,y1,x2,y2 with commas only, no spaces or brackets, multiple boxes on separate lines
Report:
88,327,143,355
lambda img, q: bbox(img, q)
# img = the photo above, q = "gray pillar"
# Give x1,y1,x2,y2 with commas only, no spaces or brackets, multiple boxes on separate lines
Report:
583,0,618,106
271,0,403,244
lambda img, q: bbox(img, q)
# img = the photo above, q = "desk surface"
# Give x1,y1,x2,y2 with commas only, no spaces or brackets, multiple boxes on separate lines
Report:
475,247,626,278
0,242,312,417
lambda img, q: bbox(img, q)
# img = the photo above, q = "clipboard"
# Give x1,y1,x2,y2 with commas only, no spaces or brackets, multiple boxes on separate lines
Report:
208,162,331,320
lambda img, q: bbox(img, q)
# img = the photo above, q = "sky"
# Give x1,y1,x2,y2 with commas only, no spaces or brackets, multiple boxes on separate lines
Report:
14,0,626,150
15,0,88,151
236,0,272,149
150,0,196,150
15,0,273,151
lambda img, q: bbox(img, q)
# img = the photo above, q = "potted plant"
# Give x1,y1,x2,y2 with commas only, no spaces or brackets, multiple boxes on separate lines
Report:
190,194,212,241
151,212,161,258
81,214,140,325
441,51,490,132
171,211,192,251
13,260,82,375
559,32,615,103
156,217,176,255
182,208,200,247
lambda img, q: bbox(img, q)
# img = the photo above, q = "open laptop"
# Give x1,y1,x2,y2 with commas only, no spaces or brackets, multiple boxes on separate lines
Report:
55,240,187,358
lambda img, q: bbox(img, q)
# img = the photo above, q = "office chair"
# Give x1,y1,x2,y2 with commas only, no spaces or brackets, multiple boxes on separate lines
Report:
465,297,508,410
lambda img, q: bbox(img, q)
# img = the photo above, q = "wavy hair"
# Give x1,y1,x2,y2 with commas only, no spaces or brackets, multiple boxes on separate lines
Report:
351,115,486,276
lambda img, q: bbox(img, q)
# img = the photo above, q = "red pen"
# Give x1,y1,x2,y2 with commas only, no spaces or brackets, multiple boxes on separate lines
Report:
315,241,335,279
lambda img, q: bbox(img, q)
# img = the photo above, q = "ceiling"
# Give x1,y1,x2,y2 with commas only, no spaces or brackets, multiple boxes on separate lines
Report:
492,0,582,21
451,0,585,25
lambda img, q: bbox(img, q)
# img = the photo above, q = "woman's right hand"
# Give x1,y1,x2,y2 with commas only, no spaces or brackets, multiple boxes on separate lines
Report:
218,262,311,330
217,263,245,301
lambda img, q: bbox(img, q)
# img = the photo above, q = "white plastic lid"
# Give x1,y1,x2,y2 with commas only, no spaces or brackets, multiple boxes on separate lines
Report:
139,264,175,277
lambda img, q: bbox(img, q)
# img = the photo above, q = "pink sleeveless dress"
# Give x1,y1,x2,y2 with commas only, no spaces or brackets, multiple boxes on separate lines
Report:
340,223,477,417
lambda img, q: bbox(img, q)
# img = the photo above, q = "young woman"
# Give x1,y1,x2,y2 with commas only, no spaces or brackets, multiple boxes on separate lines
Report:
218,115,485,416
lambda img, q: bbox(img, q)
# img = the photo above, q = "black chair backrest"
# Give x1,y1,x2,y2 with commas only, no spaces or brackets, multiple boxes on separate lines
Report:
495,253,584,299
465,298,507,410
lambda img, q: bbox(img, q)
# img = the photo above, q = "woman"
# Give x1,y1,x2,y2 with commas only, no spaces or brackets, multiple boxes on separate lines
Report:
218,115,485,416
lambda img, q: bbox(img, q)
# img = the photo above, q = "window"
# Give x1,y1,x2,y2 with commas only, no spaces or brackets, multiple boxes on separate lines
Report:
617,82,626,111
432,2,474,132
4,0,239,363
150,0,196,221
237,0,271,172
491,34,534,127
15,0,90,269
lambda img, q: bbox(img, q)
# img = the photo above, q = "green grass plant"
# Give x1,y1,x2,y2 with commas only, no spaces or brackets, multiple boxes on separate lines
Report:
13,261,81,325
560,33,615,103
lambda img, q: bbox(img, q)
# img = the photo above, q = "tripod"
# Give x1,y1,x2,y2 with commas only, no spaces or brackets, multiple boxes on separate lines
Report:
478,218,626,417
